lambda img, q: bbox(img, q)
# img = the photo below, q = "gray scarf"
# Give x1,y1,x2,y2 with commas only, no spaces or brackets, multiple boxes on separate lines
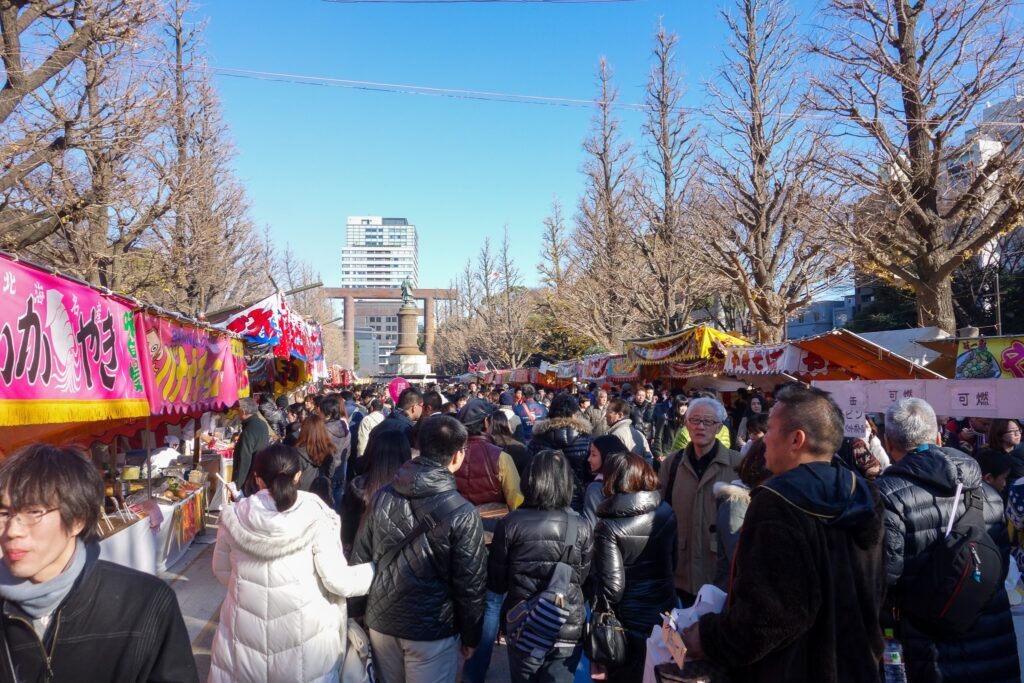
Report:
0,540,93,619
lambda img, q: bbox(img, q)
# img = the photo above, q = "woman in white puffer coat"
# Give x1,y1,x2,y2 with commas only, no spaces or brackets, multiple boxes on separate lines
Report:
210,444,374,683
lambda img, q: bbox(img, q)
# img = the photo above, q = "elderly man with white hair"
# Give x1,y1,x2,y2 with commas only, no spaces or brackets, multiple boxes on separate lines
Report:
659,396,743,605
877,397,1019,682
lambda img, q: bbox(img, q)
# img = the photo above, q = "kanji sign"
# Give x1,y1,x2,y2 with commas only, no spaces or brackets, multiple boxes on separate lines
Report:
0,258,148,426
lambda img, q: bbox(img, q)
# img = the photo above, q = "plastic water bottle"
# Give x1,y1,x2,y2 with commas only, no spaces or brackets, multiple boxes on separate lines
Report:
882,629,907,683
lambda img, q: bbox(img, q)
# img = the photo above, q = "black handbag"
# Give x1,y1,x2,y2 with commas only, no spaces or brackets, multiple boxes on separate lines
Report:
584,595,627,665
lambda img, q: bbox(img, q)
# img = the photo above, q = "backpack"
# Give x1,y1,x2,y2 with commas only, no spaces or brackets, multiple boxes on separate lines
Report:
505,512,580,659
901,483,1004,637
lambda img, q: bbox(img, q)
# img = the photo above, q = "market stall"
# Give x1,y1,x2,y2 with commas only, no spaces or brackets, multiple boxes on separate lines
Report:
0,252,251,573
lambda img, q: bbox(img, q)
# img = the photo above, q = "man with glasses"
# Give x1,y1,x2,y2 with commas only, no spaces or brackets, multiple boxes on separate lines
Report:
659,397,742,605
0,444,197,681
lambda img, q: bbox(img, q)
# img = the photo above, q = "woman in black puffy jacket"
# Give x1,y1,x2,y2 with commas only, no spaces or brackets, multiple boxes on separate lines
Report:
593,453,677,682
488,449,594,683
528,394,593,511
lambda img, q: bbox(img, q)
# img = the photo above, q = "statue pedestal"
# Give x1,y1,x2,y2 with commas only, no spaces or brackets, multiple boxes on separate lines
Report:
380,301,433,378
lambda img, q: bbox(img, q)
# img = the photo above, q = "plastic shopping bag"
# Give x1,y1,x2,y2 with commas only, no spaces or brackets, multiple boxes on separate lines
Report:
643,624,674,683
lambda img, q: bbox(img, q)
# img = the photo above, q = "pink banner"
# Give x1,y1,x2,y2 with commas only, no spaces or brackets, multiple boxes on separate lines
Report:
0,257,149,426
135,312,247,415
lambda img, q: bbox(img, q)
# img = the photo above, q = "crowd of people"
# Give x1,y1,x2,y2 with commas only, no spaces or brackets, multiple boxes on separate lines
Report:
0,377,1021,682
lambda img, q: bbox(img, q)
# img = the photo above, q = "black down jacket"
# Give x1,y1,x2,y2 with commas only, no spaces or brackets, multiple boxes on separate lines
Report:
0,548,198,683
528,417,593,511
593,490,677,635
259,401,287,438
487,507,594,644
352,458,488,647
876,446,1020,683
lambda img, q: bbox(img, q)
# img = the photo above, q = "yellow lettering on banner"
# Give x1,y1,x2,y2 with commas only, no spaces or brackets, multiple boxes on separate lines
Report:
164,346,188,402
155,344,174,392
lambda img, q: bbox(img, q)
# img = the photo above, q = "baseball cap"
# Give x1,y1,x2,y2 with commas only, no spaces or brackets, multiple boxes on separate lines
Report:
458,398,498,426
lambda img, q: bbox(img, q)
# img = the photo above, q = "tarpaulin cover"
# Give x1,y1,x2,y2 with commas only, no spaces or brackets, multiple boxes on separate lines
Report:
582,354,611,381
607,355,640,382
625,325,748,366
724,344,846,378
0,256,149,426
135,311,249,415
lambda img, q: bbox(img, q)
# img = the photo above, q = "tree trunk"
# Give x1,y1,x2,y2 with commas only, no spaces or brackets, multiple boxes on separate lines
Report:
914,275,957,332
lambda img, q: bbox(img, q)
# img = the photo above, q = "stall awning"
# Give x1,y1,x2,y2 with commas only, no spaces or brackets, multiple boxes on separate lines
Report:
793,330,942,380
624,325,749,366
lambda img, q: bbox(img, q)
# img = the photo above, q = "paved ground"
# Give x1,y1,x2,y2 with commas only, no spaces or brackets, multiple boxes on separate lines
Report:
164,513,512,682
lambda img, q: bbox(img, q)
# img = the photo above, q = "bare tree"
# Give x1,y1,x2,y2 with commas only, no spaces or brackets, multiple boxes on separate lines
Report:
628,26,722,336
434,230,538,371
811,0,1024,331
538,197,569,289
0,0,152,251
150,0,263,316
699,0,848,343
562,59,641,351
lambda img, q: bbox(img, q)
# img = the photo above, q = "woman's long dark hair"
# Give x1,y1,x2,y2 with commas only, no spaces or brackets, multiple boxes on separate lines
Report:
490,410,520,446
521,449,574,510
253,444,301,512
361,431,413,508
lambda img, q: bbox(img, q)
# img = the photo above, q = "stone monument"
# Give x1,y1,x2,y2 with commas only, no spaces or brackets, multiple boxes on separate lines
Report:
381,278,433,377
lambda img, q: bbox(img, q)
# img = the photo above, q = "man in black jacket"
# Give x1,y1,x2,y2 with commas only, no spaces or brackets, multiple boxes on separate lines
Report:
682,384,886,683
369,387,423,448
629,384,657,444
877,398,1019,683
0,444,197,682
233,396,270,492
353,415,487,683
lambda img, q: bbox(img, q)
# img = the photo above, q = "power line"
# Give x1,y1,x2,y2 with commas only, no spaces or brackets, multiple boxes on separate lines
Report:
322,0,638,3
13,43,1024,127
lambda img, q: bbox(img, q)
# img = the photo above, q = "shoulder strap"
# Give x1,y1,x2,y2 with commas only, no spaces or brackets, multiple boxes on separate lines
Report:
559,511,579,563
665,450,684,507
378,493,470,570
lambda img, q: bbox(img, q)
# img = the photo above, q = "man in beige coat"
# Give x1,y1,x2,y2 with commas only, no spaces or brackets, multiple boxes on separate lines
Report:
659,396,742,605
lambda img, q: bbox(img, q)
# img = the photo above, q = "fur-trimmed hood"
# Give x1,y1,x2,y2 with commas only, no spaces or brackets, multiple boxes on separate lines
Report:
220,490,336,560
533,415,592,436
713,480,751,505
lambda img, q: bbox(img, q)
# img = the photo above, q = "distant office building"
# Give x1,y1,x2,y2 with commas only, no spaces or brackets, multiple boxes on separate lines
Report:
340,216,418,288
340,216,419,372
354,328,381,376
787,297,855,340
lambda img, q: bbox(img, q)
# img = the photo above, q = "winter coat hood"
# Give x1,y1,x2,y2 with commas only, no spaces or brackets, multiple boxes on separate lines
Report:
220,490,325,560
532,416,592,444
597,490,661,518
760,459,876,532
885,445,981,495
392,457,458,500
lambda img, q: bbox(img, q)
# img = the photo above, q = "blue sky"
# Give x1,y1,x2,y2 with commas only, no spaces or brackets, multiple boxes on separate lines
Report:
199,0,816,293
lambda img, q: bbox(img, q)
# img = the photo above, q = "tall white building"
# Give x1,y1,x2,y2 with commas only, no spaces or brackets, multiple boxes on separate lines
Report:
341,216,419,371
340,216,418,288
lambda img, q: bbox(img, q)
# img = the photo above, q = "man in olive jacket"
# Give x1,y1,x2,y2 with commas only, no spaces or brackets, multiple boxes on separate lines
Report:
659,397,742,603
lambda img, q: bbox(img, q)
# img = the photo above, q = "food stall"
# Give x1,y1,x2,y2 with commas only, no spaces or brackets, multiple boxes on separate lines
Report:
0,253,250,573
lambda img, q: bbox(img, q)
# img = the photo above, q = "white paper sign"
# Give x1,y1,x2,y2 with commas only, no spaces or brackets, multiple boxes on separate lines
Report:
813,379,1024,419
818,382,869,437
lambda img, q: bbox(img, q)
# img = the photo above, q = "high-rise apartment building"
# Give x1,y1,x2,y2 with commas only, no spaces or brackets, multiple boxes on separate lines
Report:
340,216,419,372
